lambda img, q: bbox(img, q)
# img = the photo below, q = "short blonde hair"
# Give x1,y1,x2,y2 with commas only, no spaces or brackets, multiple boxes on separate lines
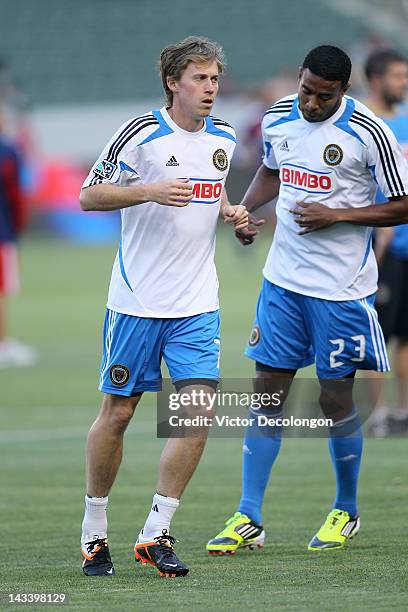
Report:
158,36,226,106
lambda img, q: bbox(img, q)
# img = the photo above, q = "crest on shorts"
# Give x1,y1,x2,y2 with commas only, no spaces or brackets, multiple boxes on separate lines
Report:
110,364,130,386
94,159,117,180
213,148,228,171
323,144,343,166
248,325,260,346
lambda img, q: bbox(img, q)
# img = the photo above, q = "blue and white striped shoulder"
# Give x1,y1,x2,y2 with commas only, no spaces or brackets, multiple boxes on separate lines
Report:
349,103,408,199
264,96,297,118
105,113,159,164
206,115,236,143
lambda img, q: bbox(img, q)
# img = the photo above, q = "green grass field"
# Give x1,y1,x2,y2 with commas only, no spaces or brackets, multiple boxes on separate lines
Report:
1,229,408,611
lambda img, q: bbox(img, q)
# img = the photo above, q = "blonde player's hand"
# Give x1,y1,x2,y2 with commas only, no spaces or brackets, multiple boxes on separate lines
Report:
222,204,249,231
147,178,194,207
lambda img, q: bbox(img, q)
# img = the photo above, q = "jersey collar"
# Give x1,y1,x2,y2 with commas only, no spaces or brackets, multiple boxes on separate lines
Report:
160,107,207,136
299,96,347,125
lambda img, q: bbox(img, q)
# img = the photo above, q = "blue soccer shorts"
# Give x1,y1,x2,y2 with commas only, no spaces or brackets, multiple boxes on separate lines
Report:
245,279,390,379
98,309,220,396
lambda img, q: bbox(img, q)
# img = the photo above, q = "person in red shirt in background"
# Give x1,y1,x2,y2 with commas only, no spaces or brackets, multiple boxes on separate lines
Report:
0,114,37,367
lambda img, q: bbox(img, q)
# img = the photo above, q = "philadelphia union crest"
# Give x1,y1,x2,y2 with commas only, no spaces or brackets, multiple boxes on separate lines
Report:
213,148,228,171
248,325,260,346
110,364,130,386
323,144,343,166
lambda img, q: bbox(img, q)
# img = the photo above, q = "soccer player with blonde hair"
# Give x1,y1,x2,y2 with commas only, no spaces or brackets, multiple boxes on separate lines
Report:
79,36,247,577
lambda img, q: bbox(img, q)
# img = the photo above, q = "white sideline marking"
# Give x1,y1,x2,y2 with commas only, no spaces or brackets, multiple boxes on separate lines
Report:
0,423,155,444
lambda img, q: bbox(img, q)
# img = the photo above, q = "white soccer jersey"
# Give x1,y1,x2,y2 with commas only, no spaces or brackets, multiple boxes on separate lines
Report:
261,94,408,300
83,107,236,317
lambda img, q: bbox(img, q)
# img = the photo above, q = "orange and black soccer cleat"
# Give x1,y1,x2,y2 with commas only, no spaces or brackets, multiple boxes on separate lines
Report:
135,529,189,577
81,538,115,576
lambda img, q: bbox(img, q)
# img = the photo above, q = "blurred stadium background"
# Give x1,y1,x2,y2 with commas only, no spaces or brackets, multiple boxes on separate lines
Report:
1,1,408,609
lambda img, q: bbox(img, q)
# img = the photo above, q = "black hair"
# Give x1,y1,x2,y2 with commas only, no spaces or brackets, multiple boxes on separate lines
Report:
302,45,352,87
364,48,408,81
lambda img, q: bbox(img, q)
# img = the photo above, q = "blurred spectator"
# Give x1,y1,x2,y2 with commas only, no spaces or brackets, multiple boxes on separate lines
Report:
363,48,408,435
0,61,37,368
0,57,34,159
348,32,391,98
235,72,297,171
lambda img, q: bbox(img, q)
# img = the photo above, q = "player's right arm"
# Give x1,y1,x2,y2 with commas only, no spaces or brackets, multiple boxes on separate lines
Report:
234,165,279,245
241,164,281,212
80,115,193,212
235,111,282,244
80,179,193,212
242,108,282,212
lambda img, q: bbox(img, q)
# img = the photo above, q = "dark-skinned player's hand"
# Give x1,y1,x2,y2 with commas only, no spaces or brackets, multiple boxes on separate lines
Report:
289,200,339,235
235,213,266,245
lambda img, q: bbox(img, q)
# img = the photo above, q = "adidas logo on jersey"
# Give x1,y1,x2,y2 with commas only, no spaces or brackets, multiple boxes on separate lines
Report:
280,140,289,152
166,156,179,166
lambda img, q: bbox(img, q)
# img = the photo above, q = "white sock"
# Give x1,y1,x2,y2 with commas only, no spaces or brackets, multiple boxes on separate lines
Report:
138,493,179,542
81,495,108,545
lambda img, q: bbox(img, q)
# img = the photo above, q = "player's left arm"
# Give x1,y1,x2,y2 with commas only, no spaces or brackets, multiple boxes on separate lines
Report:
291,117,408,235
290,195,408,235
220,188,248,232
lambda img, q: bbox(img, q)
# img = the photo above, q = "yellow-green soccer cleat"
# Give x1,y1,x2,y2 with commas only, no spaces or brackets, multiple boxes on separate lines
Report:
206,512,265,555
308,509,360,551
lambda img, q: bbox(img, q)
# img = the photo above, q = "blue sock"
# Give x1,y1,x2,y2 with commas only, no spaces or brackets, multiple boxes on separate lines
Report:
238,407,282,525
328,407,363,518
